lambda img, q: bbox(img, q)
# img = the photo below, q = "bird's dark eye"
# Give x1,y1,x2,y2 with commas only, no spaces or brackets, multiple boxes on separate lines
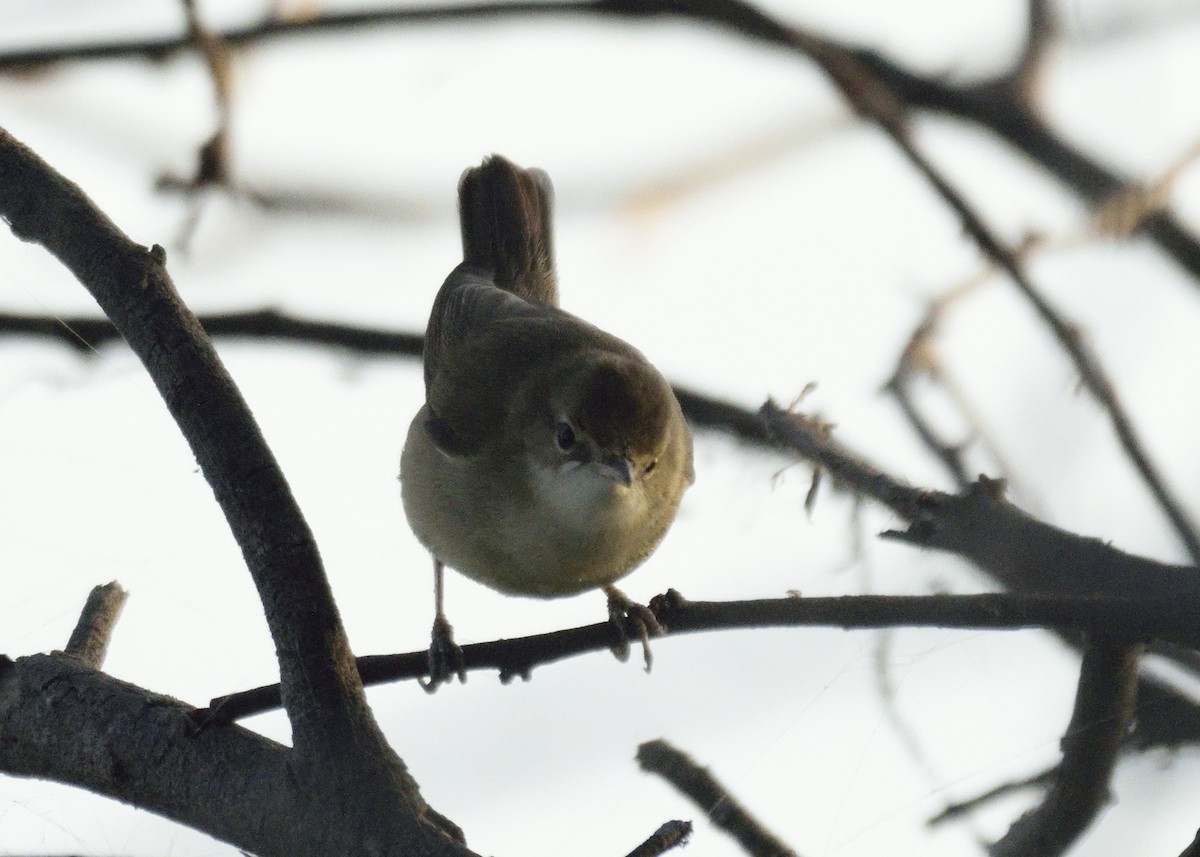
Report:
644,458,658,476
555,421,576,451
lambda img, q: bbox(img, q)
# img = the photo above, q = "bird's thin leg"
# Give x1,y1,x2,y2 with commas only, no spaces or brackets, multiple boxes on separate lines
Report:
420,558,466,692
604,585,664,673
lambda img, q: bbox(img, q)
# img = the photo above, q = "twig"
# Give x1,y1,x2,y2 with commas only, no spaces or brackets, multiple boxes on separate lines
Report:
155,0,253,249
883,359,971,489
199,590,1200,722
990,638,1142,856
637,739,799,857
758,400,925,517
62,582,128,669
928,765,1058,826
0,309,423,356
623,820,693,857
0,127,375,759
0,309,775,449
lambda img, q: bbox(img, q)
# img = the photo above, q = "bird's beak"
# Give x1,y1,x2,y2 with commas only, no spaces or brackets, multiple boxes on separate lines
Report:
599,453,635,487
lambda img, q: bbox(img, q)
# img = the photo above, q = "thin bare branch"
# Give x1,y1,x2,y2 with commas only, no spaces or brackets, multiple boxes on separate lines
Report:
200,589,1200,723
929,765,1058,827
812,46,1200,566
0,309,776,449
637,739,800,857
63,582,128,669
0,309,424,356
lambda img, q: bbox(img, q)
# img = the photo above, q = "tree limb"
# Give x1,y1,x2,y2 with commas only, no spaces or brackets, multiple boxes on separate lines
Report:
990,638,1142,856
0,127,469,855
0,651,469,855
200,589,1199,722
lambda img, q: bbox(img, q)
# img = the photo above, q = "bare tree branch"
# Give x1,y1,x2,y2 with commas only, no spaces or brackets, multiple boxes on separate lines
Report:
0,126,360,754
0,126,469,855
775,32,1200,566
990,639,1142,856
63,581,127,669
929,765,1058,827
200,589,1200,723
761,403,1197,598
0,309,778,450
637,739,800,857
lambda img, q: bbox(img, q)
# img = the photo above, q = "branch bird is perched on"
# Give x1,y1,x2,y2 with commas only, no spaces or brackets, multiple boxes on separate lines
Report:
401,155,694,689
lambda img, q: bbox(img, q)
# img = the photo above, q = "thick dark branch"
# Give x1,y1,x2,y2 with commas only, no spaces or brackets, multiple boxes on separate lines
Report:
990,639,1142,856
0,128,473,852
0,652,471,856
877,476,1196,600
201,590,1200,722
63,582,127,668
0,126,368,756
637,739,800,857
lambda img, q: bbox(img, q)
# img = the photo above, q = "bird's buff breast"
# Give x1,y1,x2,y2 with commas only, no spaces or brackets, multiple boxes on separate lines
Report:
400,411,656,597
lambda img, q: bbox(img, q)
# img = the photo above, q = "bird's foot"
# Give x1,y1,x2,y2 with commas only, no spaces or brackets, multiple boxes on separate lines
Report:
605,585,665,673
419,612,467,693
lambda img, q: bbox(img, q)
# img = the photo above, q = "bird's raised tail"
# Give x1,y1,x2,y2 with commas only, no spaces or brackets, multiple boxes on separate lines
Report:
458,154,559,307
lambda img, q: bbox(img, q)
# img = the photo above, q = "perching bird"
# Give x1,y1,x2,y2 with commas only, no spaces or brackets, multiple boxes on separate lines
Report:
400,155,693,688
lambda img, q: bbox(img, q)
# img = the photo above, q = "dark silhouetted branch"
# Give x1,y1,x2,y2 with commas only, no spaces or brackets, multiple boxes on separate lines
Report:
0,125,468,854
0,309,423,357
8,0,1200,285
0,309,776,449
929,765,1058,827
200,589,1200,722
990,639,1141,856
637,739,799,857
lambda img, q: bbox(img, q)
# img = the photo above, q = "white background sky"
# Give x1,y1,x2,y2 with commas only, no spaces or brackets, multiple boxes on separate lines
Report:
3,1,1200,855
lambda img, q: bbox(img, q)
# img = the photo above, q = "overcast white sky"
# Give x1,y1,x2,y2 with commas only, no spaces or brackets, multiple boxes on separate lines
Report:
3,1,1200,855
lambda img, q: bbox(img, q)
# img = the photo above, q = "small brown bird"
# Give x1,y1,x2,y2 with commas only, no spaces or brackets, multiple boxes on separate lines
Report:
400,155,694,688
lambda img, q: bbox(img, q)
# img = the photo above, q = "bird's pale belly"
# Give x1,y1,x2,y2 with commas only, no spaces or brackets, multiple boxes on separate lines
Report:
401,412,659,597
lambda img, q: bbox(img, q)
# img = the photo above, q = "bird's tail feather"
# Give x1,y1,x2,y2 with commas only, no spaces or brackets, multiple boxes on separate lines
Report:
458,154,559,306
